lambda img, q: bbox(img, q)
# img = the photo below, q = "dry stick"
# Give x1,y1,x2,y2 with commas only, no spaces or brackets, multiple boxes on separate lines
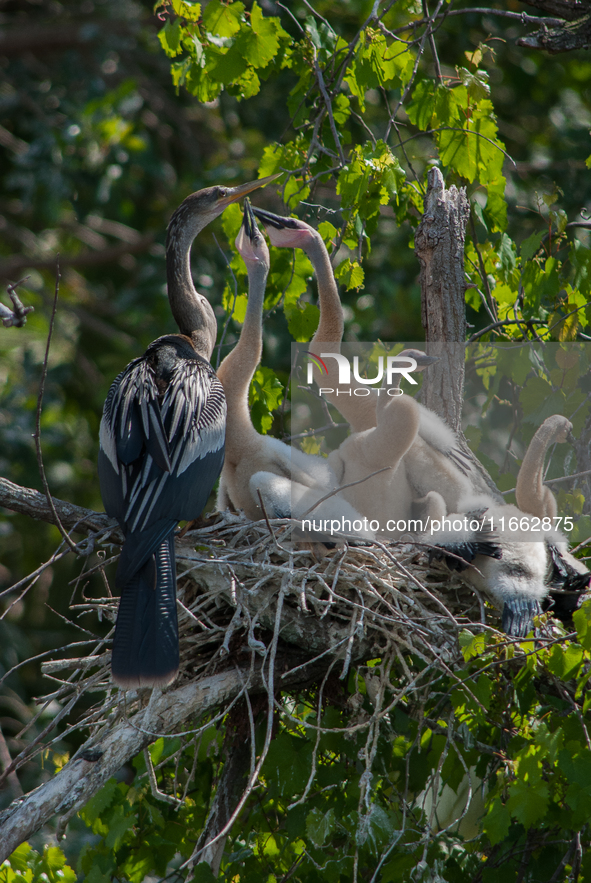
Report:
468,318,547,342
470,212,498,322
423,0,443,82
285,421,349,442
313,53,346,167
502,468,591,498
0,667,261,861
286,661,338,810
33,260,79,554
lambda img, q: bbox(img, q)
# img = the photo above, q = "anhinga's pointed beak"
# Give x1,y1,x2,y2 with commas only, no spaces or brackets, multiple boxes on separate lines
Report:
252,206,301,231
218,173,281,210
242,197,259,242
414,353,439,368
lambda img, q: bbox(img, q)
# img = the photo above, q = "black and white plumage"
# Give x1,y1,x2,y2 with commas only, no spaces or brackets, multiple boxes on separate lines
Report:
98,175,278,690
99,336,226,688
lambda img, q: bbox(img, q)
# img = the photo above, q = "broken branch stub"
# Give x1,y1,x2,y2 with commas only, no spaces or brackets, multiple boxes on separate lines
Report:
415,167,469,433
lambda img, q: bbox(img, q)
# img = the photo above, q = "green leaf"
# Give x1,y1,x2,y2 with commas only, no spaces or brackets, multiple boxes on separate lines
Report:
207,45,248,86
482,798,511,845
192,863,217,883
485,176,508,233
574,600,591,650
496,233,517,283
84,867,113,883
407,79,436,129
234,2,283,69
105,804,135,851
457,66,490,102
79,778,119,826
306,807,336,847
506,778,549,828
43,847,65,872
520,230,544,261
171,0,201,21
202,0,244,37
249,366,283,433
318,221,338,245
7,845,33,873
285,301,320,342
335,258,364,291
158,19,184,57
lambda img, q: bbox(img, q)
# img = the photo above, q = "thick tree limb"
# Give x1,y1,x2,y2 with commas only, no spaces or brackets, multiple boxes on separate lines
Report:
415,167,469,431
520,0,588,23
414,168,503,502
0,477,114,534
0,656,329,861
518,0,591,51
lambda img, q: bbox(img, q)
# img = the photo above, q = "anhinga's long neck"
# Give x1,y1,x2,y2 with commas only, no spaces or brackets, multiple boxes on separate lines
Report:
306,235,344,347
305,232,379,433
516,424,555,510
217,259,268,442
166,209,213,360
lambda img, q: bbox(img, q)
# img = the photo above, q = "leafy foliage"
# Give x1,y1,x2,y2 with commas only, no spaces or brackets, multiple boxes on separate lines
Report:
2,843,76,883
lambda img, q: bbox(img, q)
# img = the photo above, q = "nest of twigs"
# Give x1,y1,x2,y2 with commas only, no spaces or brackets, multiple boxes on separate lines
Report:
34,513,492,731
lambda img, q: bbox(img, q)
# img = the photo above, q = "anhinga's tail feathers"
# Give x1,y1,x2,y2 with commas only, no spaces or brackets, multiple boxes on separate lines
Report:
111,533,179,689
116,518,178,588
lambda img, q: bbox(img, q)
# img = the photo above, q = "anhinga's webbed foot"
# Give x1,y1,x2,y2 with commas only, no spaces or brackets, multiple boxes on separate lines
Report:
501,596,541,637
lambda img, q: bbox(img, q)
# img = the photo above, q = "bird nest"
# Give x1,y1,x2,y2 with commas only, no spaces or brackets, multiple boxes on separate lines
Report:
30,513,489,743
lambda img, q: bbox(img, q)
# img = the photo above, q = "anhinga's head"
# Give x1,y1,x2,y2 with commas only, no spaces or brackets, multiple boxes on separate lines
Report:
167,174,281,254
251,207,318,250
165,174,279,359
542,414,575,445
235,197,270,271
394,348,440,372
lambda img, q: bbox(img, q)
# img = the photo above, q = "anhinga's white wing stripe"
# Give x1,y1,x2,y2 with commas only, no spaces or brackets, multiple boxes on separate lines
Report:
100,359,169,475
104,357,225,533
162,364,226,476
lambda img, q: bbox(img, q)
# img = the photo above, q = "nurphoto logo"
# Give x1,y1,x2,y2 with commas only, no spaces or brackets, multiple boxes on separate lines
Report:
305,352,419,395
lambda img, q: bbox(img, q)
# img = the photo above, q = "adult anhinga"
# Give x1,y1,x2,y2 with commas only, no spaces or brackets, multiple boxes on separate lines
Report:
216,200,374,538
99,175,278,689
251,208,494,515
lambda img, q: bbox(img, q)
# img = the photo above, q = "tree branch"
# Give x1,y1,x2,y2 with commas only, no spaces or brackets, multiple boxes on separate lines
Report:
0,655,330,861
0,477,115,534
